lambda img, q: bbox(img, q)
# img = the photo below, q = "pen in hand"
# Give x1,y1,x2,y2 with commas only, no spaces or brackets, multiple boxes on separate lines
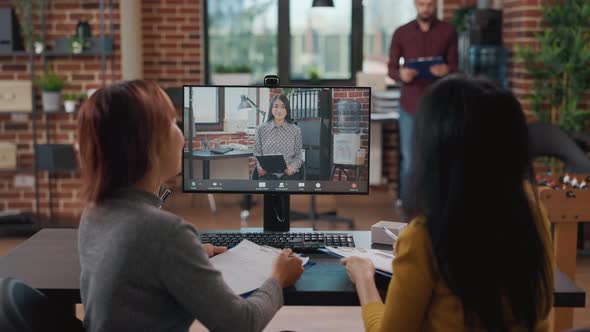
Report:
382,226,399,241
159,189,171,208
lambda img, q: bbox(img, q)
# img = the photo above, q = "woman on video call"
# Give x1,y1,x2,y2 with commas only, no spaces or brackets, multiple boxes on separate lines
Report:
254,94,303,180
76,80,304,332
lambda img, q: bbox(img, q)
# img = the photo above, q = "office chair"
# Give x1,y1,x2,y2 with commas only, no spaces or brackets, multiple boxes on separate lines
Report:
528,121,590,173
0,277,84,332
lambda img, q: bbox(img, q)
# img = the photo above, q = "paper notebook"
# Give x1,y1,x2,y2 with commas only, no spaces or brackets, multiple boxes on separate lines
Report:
256,155,288,174
319,246,394,278
209,239,311,296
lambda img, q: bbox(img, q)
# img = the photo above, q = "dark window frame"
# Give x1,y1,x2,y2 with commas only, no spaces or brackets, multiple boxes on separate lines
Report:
193,87,225,132
203,0,364,86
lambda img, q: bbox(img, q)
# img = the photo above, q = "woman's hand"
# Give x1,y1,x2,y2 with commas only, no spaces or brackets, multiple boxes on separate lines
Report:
202,243,227,258
341,256,382,306
285,167,295,176
258,168,267,176
340,256,375,285
271,248,304,288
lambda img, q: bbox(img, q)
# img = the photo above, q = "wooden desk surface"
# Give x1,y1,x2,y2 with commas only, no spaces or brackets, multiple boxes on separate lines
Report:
0,229,585,307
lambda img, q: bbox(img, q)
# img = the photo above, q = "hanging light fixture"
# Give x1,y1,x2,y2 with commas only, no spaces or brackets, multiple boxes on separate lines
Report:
312,0,334,7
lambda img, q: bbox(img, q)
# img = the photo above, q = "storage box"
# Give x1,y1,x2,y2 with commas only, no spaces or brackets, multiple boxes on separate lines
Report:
0,81,32,112
0,142,17,169
36,144,76,172
371,220,408,245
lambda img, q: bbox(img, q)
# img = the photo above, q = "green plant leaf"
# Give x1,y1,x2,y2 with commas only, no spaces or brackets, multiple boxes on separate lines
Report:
519,0,590,131
36,69,66,92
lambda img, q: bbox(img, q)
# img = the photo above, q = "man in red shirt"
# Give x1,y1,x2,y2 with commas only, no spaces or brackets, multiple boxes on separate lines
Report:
389,0,458,209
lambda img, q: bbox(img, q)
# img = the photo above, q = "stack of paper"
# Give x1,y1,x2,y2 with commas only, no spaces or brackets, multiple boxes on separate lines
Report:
209,239,309,295
320,246,394,277
372,90,400,114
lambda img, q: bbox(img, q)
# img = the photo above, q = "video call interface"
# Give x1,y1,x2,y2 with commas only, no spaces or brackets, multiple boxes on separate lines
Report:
182,86,370,194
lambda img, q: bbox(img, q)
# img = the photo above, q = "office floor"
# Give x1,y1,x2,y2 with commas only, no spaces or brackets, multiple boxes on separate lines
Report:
1,187,589,331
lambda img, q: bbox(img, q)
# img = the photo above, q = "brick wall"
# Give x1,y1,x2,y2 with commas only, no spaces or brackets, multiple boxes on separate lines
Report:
443,0,476,21
331,88,370,181
190,133,248,150
0,0,123,224
0,0,203,224
502,0,543,113
142,1,203,88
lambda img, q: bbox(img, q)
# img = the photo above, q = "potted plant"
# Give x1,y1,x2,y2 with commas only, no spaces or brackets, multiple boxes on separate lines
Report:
308,67,321,85
33,34,44,54
11,0,41,51
37,70,66,112
69,36,92,54
516,0,590,132
516,0,590,173
62,93,78,113
211,64,252,85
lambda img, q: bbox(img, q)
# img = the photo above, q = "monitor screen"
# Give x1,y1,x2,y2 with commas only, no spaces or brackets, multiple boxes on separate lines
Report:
182,85,370,194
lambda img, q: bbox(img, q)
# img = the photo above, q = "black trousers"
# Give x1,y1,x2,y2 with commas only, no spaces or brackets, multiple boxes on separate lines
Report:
259,173,300,180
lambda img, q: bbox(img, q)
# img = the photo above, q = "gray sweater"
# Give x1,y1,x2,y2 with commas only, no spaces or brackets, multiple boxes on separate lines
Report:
78,189,283,332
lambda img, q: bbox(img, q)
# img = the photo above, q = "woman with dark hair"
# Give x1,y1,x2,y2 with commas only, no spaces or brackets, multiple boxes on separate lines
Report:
341,75,554,331
254,94,303,180
77,80,304,332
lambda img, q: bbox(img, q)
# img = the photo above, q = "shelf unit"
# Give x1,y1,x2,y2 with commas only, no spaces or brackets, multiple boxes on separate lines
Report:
0,0,114,229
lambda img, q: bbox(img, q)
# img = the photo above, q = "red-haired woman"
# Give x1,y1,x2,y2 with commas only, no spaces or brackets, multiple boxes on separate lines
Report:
77,80,303,332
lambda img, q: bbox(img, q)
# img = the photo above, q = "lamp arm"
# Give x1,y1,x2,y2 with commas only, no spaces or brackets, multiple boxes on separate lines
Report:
245,95,266,117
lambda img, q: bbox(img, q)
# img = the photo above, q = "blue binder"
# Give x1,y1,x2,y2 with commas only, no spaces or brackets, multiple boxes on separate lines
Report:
405,56,445,80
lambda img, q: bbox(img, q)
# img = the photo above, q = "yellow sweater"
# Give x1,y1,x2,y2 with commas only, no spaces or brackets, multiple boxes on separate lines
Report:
362,200,554,332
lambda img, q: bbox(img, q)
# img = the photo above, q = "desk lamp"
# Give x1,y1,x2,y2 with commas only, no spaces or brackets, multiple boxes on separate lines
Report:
238,95,266,123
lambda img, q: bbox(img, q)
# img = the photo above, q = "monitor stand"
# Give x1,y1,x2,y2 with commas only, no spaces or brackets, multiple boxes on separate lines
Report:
290,195,354,230
263,193,290,232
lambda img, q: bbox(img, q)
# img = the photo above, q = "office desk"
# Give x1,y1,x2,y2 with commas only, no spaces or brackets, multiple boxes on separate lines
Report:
0,229,585,318
184,149,254,179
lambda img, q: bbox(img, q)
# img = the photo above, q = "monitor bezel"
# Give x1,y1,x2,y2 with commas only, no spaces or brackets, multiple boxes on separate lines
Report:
181,84,372,195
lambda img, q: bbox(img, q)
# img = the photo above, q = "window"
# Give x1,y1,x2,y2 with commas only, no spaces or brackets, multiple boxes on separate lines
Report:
362,0,416,74
184,87,224,132
289,0,352,80
206,0,278,84
205,0,363,85
184,87,266,133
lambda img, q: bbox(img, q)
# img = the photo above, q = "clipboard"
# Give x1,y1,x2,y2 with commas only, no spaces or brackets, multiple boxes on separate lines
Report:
405,56,444,80
256,154,288,173
209,239,314,297
319,246,393,278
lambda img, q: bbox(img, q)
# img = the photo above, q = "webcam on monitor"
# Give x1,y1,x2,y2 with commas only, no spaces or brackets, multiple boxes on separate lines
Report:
263,75,280,88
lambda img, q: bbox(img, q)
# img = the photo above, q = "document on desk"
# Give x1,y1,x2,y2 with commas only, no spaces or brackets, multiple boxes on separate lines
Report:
209,239,310,296
320,246,394,277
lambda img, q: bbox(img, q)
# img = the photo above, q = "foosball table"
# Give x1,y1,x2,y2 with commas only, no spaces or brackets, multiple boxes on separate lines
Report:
535,173,590,331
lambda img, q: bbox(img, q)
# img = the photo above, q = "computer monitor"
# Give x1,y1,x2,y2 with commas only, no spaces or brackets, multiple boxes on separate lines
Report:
182,85,371,231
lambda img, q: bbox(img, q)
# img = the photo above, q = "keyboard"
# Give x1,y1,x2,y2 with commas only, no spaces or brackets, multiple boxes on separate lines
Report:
200,232,355,253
